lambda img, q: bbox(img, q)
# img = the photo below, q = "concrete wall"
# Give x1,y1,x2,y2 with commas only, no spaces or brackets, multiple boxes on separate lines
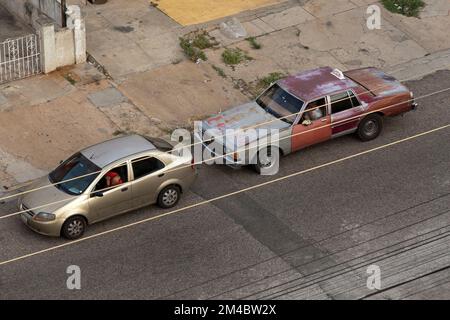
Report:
0,0,87,73
37,16,86,73
55,28,75,67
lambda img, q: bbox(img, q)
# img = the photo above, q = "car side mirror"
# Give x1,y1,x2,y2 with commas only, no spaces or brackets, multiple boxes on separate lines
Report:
92,191,104,198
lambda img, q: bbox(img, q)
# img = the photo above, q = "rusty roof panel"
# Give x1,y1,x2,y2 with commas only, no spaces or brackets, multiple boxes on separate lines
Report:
277,67,359,101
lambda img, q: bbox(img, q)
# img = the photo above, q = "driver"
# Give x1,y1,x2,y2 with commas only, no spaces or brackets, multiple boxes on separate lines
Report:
105,171,123,187
304,102,323,121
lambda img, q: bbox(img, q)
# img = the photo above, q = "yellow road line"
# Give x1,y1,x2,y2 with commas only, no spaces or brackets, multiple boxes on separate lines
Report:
0,124,449,267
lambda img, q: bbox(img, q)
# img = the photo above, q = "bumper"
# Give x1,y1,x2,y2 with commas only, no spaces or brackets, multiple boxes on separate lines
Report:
18,204,62,237
193,132,245,168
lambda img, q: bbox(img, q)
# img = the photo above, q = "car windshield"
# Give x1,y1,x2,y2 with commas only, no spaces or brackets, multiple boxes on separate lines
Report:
49,153,100,196
256,84,304,124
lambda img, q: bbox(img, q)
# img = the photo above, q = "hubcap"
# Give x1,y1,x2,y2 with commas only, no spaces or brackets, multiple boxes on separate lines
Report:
163,189,178,206
363,120,378,136
68,220,84,237
259,150,276,169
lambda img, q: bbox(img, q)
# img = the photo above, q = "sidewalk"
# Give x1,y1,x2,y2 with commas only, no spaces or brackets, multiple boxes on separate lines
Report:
0,62,165,191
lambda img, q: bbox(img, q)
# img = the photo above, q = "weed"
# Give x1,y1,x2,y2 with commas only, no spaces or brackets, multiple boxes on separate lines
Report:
246,37,262,50
212,65,226,78
381,0,425,17
179,37,207,62
222,48,252,65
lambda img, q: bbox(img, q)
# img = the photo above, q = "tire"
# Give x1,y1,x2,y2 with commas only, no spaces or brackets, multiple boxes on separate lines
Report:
61,216,86,240
357,114,383,142
157,185,181,209
254,147,280,175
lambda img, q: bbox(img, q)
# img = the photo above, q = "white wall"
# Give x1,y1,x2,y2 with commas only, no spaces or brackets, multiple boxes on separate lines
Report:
1,0,87,73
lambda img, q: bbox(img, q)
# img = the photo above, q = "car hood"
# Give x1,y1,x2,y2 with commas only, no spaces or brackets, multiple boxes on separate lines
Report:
201,102,290,147
20,176,75,214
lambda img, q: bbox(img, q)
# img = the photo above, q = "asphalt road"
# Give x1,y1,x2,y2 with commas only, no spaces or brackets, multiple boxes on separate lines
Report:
0,70,449,300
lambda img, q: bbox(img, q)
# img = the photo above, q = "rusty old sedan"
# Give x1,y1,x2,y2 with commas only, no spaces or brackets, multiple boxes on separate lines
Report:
197,67,417,174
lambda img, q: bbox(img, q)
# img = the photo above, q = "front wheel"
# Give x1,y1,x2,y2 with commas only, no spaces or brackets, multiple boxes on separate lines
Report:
357,114,383,141
157,185,181,209
61,216,86,240
254,147,280,175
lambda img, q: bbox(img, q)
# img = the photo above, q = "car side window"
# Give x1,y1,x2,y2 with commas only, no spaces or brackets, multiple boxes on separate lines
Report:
94,164,128,192
301,98,327,122
348,91,361,108
330,92,353,114
132,157,165,180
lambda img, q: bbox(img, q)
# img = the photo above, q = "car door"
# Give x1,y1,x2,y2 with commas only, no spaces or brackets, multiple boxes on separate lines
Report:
330,90,364,137
291,97,332,151
130,155,166,208
87,162,133,222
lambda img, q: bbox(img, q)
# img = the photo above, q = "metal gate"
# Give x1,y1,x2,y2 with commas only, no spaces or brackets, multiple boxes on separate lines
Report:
0,34,42,85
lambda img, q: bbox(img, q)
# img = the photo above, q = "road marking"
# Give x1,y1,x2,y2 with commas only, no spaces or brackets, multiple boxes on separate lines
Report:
0,124,449,267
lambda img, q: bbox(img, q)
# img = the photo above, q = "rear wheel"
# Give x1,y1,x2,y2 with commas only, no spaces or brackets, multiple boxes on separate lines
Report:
62,216,86,240
357,114,383,141
157,185,181,209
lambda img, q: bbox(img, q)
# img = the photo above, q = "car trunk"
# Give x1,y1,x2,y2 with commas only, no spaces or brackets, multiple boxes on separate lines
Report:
345,67,408,97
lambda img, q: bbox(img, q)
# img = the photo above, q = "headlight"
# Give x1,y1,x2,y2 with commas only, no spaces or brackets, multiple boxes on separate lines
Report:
33,212,56,222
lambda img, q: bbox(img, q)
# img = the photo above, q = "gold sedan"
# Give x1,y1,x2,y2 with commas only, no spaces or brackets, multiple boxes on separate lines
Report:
18,135,197,240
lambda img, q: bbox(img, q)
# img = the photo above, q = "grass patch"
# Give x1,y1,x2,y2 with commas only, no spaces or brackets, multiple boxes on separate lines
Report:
222,48,253,65
246,37,262,50
381,0,425,17
179,37,207,62
212,65,226,78
63,73,77,85
192,32,216,49
249,72,286,97
179,30,218,62
258,72,285,88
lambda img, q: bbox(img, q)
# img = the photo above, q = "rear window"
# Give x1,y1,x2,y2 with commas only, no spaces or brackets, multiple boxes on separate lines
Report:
143,137,173,152
132,157,165,180
345,74,376,97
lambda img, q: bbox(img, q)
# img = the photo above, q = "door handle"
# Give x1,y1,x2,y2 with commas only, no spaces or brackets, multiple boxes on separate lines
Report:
321,118,327,122
121,187,128,192
158,173,165,178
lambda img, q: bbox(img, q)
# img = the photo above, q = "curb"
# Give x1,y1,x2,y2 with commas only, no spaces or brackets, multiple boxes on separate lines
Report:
387,49,450,81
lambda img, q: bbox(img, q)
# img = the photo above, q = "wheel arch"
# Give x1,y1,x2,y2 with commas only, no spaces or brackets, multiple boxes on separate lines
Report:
60,214,89,236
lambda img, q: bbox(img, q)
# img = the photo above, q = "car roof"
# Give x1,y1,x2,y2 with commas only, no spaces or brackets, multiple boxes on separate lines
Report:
277,67,359,101
81,135,156,168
